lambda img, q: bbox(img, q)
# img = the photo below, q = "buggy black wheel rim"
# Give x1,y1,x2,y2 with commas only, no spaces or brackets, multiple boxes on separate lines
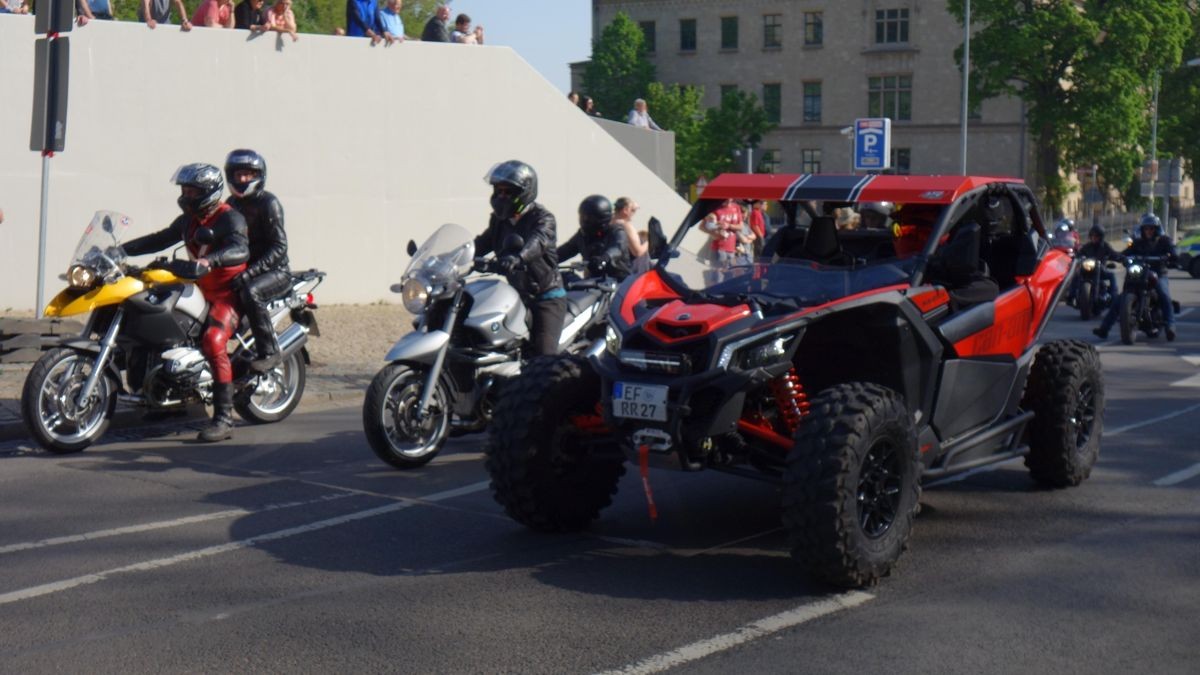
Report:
857,439,902,539
1072,382,1098,449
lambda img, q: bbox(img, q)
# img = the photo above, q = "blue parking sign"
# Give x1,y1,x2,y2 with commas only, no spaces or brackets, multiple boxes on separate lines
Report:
854,118,892,172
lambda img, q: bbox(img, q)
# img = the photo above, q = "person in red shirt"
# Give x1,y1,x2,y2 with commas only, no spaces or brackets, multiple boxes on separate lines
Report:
748,199,767,258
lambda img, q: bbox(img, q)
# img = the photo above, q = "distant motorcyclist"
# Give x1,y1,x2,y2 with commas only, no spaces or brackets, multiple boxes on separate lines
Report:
1094,213,1178,341
1050,217,1079,252
858,201,893,230
123,163,249,442
474,160,566,356
1068,224,1118,306
558,195,632,281
224,149,291,373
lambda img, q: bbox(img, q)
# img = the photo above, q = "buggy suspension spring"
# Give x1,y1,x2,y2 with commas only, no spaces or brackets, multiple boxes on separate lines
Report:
769,368,810,434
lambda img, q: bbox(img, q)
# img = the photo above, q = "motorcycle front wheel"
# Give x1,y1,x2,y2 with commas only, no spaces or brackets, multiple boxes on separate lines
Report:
1119,294,1138,345
234,351,306,424
1078,281,1094,321
21,348,118,453
362,363,450,469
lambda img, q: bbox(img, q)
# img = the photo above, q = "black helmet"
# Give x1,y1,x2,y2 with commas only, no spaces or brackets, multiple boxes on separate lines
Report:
225,149,267,198
1139,212,1162,237
485,160,538,220
578,195,613,237
1055,217,1075,233
172,163,224,218
1088,224,1105,239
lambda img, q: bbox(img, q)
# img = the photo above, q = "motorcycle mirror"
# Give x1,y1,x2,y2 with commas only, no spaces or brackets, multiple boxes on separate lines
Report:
389,283,405,294
502,233,525,253
101,215,115,233
194,227,216,246
406,240,418,256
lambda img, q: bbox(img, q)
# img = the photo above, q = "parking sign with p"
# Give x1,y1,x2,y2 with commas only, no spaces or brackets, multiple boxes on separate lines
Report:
854,118,892,172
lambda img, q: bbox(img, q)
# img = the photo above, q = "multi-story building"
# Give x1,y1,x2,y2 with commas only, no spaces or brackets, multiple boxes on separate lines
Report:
578,0,1032,184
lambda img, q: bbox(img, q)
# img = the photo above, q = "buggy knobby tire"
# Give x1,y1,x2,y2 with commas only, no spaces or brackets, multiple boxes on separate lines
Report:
1022,339,1104,487
782,382,920,588
486,355,625,532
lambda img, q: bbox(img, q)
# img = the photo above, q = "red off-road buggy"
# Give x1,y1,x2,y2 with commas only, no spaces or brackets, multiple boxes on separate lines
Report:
486,174,1104,587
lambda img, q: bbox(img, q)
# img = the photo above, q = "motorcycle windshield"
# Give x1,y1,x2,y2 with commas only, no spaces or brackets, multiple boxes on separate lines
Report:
71,211,132,274
403,224,476,286
659,239,911,313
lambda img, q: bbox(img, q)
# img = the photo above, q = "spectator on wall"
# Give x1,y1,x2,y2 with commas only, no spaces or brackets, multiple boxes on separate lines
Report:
234,0,268,32
193,0,235,28
139,0,192,29
76,0,114,24
265,0,297,41
567,92,580,106
580,96,601,117
1,0,29,14
420,3,450,42
378,0,404,45
627,98,663,131
451,13,483,44
346,0,382,44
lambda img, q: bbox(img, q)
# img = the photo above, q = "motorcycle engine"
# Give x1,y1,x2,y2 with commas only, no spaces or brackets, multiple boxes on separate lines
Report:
144,348,213,408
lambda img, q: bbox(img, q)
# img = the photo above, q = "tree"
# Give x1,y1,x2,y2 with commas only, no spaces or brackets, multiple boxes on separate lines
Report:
950,0,1192,211
644,82,705,189
1157,8,1200,192
582,12,656,121
696,89,775,180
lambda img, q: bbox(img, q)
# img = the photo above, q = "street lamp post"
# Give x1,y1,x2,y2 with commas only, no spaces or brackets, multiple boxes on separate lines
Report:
960,0,970,175
1148,59,1200,240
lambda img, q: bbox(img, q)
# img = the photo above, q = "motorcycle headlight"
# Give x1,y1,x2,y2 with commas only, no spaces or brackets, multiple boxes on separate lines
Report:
1128,264,1144,277
605,324,622,356
67,264,98,290
400,277,432,314
1082,259,1096,272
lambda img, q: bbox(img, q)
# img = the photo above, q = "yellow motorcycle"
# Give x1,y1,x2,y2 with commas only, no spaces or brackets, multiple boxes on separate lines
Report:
22,211,324,453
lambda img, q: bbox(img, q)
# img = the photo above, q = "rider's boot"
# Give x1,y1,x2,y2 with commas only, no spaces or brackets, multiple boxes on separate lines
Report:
1167,325,1177,341
247,302,282,373
198,383,235,443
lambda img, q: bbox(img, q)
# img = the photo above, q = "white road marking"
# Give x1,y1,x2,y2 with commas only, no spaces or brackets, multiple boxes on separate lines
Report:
595,591,874,675
1182,355,1200,367
923,458,1023,489
0,493,354,556
1103,401,1200,437
1177,307,1194,319
0,481,491,607
1170,373,1200,388
1152,462,1200,487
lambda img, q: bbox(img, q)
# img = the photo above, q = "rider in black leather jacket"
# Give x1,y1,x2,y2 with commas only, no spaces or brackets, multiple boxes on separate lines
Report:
474,160,566,356
1095,214,1179,341
224,149,292,372
558,195,632,281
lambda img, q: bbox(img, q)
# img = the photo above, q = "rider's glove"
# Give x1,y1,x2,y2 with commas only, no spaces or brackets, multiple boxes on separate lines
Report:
497,255,521,275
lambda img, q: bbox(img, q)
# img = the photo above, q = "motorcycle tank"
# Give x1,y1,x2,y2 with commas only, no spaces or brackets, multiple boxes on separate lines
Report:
463,279,528,348
121,285,203,346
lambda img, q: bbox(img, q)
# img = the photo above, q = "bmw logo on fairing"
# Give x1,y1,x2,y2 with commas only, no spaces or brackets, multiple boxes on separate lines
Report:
491,322,500,332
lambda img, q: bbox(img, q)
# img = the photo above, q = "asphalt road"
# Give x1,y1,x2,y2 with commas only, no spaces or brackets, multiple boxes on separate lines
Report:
1,273,1198,674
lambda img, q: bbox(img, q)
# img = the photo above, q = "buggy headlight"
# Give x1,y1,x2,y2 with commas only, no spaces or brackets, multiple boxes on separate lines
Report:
400,277,432,314
605,324,622,356
718,333,798,370
67,264,98,290
1081,259,1096,272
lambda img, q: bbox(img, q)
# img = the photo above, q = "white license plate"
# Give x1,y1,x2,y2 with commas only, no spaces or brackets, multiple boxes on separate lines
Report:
612,382,669,422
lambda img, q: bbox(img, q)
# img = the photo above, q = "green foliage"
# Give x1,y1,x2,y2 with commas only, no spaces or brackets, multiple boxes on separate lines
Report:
1158,8,1200,191
582,12,656,121
644,82,704,188
951,0,1193,211
696,89,775,180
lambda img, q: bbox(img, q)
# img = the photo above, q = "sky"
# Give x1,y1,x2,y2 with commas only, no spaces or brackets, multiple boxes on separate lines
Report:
446,1,593,93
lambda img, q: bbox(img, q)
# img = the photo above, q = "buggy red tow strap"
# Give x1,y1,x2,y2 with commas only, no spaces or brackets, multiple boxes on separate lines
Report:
638,444,659,521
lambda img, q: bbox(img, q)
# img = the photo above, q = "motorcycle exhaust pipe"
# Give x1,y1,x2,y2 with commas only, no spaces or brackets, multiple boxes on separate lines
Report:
278,322,309,359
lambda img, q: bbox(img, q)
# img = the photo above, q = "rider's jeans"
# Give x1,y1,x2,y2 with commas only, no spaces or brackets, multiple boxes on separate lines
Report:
1099,272,1175,333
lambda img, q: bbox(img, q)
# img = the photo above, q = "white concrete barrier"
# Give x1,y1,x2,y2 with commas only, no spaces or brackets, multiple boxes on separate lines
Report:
0,16,689,310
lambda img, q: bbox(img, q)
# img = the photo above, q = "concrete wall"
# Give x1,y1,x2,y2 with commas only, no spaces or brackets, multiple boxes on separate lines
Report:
0,16,690,311
592,117,676,188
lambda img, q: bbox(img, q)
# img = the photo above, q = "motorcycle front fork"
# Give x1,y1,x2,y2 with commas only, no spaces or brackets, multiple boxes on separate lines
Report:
416,289,464,418
75,308,124,408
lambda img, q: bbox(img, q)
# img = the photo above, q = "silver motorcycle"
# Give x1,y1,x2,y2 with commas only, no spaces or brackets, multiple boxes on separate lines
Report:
362,223,615,469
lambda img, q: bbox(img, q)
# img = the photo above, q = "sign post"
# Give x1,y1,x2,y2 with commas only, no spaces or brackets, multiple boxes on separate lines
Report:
31,0,74,318
853,118,892,173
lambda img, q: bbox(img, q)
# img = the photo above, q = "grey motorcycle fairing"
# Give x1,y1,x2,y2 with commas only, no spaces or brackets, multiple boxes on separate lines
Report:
463,279,528,348
385,330,451,364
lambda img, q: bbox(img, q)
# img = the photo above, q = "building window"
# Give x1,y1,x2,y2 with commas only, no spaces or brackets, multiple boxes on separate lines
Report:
721,16,739,50
803,82,822,123
680,18,697,52
802,149,822,174
763,14,782,48
803,12,823,46
874,8,910,45
868,75,913,121
889,148,911,174
762,83,782,124
639,21,657,54
759,149,781,174
720,84,739,101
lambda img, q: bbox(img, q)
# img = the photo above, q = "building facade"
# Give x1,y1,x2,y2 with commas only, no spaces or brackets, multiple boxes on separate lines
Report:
581,0,1032,184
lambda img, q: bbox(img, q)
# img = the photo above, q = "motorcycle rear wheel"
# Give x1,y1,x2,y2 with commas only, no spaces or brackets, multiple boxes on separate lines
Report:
363,363,450,469
234,351,306,424
21,347,117,453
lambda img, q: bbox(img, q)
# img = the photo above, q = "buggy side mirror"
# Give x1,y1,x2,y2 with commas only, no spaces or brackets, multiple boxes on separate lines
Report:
406,240,418,256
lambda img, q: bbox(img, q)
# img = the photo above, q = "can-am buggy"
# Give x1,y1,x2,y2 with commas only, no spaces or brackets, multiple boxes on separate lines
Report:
486,174,1104,588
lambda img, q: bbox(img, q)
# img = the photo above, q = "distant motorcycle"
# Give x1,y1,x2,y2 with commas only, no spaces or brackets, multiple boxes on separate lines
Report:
362,224,615,469
1076,257,1117,321
1118,255,1180,344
